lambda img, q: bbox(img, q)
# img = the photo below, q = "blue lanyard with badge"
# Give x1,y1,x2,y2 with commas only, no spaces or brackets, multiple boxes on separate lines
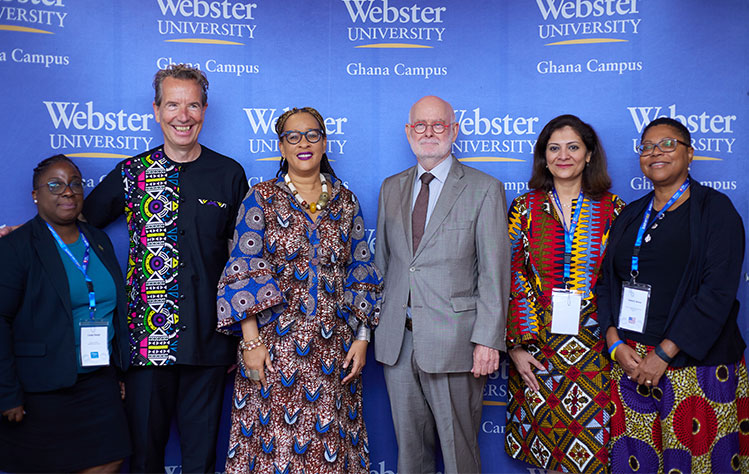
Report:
617,179,690,333
47,223,109,367
550,189,585,335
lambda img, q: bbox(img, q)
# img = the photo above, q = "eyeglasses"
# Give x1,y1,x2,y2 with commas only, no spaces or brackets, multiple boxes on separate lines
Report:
409,121,450,134
280,129,325,145
37,179,84,195
637,138,691,156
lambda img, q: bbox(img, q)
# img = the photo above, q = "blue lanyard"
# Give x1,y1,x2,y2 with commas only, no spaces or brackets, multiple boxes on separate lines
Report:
552,188,584,285
630,178,690,279
46,223,96,319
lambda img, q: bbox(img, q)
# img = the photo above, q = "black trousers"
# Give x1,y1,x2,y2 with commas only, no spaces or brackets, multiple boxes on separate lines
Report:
125,364,227,474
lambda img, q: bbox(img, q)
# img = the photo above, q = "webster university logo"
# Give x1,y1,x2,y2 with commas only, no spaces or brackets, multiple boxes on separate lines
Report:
44,100,155,158
0,0,68,31
535,0,641,44
155,0,258,44
243,108,349,158
342,0,447,46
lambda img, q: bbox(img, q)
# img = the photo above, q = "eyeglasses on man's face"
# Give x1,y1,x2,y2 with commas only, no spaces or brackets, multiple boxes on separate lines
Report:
280,129,325,145
409,121,451,134
38,179,84,195
637,137,691,156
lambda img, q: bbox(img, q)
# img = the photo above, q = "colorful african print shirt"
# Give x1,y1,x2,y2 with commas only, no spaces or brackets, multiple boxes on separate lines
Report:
121,149,181,365
84,146,248,366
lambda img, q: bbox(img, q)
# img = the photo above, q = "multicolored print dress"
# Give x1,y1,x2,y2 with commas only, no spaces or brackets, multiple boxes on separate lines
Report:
216,176,382,474
504,189,624,473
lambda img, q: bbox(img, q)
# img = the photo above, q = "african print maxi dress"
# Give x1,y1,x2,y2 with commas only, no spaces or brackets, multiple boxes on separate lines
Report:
504,189,624,473
216,177,382,474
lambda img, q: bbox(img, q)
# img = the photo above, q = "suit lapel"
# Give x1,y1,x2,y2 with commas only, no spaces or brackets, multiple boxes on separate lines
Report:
399,167,417,256
413,160,467,260
32,216,73,319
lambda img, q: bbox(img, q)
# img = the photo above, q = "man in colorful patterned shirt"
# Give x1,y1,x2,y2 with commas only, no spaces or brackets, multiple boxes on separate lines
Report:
83,64,249,473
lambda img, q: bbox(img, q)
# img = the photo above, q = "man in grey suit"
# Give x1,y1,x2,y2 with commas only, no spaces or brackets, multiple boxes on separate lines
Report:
374,95,510,473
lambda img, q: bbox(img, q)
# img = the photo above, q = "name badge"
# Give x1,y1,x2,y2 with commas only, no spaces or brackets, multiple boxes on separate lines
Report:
80,321,109,367
617,282,651,333
551,288,582,335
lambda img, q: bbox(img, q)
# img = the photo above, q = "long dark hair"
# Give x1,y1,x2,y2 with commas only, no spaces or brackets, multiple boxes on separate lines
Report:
275,107,338,179
528,114,611,200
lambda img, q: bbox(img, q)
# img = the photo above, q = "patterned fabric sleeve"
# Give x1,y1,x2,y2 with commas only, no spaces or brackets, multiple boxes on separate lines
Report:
343,194,383,331
506,193,541,346
216,187,284,336
603,194,626,239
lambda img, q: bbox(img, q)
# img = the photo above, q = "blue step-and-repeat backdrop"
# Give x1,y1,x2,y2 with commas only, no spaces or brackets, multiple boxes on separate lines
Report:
1,1,747,473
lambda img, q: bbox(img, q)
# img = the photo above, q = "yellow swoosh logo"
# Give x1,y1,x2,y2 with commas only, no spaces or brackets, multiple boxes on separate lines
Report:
165,38,243,45
355,43,432,49
0,25,53,34
546,38,628,46
66,152,130,159
483,400,507,406
459,157,526,163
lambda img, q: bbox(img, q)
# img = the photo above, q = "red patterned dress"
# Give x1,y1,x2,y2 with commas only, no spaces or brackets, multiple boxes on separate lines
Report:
216,177,382,474
504,189,624,473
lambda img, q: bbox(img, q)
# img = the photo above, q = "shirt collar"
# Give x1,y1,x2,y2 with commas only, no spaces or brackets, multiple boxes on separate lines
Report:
416,155,453,184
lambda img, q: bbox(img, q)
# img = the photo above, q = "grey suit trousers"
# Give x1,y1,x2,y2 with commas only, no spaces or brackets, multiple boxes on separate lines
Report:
383,329,486,474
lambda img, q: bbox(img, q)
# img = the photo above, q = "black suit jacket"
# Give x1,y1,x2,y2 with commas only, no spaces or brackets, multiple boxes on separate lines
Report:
0,216,129,411
597,178,746,367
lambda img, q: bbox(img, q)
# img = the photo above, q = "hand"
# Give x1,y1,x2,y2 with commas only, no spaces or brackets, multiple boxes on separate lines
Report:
342,340,368,384
242,344,274,390
119,381,126,400
0,225,19,238
631,350,669,387
508,346,545,392
471,344,499,378
3,405,24,422
613,343,642,379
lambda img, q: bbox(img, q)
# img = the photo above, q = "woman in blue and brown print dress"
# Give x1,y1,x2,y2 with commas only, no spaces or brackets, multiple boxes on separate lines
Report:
216,107,382,474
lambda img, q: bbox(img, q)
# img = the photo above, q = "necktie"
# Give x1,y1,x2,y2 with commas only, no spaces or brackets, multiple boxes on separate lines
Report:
412,172,435,253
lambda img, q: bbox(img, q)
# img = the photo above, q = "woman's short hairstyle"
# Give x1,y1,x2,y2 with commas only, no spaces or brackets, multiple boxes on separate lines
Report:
528,114,611,200
33,154,81,189
641,117,691,143
275,107,337,179
153,64,209,106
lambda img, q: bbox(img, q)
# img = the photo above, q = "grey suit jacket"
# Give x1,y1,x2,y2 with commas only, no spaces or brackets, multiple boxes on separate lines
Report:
374,159,510,373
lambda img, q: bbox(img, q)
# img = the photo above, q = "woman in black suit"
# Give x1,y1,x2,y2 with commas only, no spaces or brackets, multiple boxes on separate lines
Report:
0,155,131,473
598,118,747,473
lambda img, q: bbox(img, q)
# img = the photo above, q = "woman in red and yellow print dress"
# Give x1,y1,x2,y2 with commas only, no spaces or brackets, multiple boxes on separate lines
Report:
504,115,624,473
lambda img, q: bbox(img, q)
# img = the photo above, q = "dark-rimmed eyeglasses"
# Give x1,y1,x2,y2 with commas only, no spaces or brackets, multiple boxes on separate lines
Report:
280,129,325,145
637,138,691,156
409,121,450,134
37,179,84,195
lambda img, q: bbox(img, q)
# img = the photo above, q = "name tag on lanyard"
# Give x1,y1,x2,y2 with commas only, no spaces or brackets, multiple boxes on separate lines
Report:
549,188,585,335
45,223,109,367
551,288,583,335
80,320,110,367
618,281,651,333
619,178,689,334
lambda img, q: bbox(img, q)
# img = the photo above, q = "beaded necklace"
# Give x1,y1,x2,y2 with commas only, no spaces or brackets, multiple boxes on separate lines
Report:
284,173,329,213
